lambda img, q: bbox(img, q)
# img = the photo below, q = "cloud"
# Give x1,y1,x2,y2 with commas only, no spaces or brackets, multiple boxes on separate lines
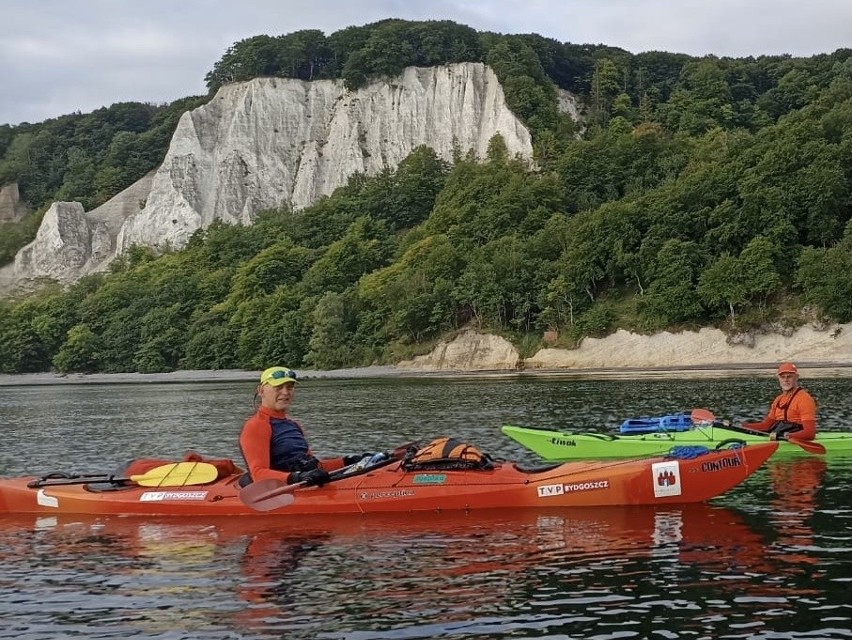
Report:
1,0,850,125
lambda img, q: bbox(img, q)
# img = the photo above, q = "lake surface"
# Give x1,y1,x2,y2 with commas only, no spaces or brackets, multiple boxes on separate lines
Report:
1,375,850,639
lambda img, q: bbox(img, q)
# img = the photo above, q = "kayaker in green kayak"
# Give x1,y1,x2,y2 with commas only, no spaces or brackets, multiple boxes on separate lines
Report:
742,362,817,441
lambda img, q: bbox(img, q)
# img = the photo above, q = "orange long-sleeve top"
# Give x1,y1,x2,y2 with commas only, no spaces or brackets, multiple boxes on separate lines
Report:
742,387,817,440
239,406,345,483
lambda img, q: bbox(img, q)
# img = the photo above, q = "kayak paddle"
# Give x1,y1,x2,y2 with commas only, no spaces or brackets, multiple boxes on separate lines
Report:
27,461,220,488
787,437,831,457
690,408,826,455
690,408,717,426
239,442,418,512
131,461,221,486
238,477,300,511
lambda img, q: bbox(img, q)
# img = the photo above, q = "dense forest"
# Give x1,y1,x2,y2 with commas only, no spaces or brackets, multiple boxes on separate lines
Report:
0,19,850,374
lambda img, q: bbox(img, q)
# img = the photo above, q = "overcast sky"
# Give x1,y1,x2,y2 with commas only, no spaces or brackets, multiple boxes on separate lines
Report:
2,0,850,126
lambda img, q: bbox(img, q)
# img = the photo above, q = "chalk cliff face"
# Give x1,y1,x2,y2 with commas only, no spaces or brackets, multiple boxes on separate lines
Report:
397,330,521,370
116,62,534,252
0,182,28,222
396,325,852,372
9,172,154,287
14,202,106,278
5,63,537,289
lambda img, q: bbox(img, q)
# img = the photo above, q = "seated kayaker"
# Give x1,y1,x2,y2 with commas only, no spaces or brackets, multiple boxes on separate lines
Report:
742,362,817,440
238,366,373,487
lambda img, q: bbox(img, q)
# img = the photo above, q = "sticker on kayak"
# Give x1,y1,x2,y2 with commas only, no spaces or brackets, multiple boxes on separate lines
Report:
139,491,209,502
652,461,682,497
701,455,742,471
413,474,447,485
537,480,609,497
358,489,416,500
549,437,577,448
36,489,59,508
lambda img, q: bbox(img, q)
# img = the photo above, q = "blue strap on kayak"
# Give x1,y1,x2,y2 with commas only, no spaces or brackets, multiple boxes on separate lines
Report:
666,445,710,459
620,412,693,435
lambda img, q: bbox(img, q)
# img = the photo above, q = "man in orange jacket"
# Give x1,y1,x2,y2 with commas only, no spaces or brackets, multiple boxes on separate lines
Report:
742,362,817,440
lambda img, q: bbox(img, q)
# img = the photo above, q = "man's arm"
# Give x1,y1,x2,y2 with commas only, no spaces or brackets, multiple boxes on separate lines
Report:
239,417,289,482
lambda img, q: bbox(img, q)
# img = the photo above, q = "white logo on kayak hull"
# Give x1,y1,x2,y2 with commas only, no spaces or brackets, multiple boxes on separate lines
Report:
36,489,59,508
139,491,208,502
651,461,682,497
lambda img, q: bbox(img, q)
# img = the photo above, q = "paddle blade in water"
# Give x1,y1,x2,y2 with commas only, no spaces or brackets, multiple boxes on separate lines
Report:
787,437,826,455
130,462,219,487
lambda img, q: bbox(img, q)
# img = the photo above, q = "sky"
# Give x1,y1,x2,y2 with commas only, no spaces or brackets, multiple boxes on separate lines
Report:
1,0,850,127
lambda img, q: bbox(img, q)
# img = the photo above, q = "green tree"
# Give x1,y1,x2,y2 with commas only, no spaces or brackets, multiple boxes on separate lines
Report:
465,235,542,331
53,324,100,372
1,303,52,372
538,272,587,331
357,145,449,231
639,239,705,326
133,303,187,373
228,239,314,303
205,35,287,91
698,255,746,324
56,147,97,208
590,58,623,121
306,290,360,368
300,217,392,297
358,234,463,343
696,239,778,326
795,223,852,321
230,286,309,369
181,309,239,370
660,58,734,134
738,235,781,306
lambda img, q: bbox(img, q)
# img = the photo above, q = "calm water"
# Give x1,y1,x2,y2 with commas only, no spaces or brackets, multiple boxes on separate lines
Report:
1,375,850,640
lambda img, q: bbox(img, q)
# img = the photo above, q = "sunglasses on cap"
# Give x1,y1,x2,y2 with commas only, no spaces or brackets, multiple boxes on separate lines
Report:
259,367,299,386
269,369,298,380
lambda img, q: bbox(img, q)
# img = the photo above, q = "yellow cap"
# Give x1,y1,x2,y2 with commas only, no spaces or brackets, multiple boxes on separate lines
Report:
259,366,298,386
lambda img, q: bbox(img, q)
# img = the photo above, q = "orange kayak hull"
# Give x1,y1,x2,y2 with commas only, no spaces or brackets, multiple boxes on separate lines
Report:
0,442,777,516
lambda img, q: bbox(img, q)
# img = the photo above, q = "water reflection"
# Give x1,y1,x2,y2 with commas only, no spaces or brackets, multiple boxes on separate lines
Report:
768,457,827,569
1,377,850,639
3,500,833,639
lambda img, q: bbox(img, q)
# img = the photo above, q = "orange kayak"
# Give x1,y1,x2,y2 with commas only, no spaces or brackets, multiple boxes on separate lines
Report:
0,442,777,516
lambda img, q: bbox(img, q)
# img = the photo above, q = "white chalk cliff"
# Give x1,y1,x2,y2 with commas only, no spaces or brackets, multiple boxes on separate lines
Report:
398,325,852,372
0,182,28,222
12,172,155,284
5,62,536,290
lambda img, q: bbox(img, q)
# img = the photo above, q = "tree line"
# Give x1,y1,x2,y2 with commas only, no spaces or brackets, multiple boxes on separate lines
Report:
5,19,848,261
0,19,850,373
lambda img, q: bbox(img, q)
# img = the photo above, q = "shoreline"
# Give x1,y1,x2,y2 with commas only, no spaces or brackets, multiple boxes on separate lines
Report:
1,361,850,386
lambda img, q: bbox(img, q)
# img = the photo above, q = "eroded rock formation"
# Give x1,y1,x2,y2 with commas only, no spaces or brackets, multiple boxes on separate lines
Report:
118,63,534,253
397,331,521,370
5,63,540,290
399,325,851,371
0,182,28,222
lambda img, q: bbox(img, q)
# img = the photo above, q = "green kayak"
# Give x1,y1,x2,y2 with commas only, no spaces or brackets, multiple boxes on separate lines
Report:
501,423,852,460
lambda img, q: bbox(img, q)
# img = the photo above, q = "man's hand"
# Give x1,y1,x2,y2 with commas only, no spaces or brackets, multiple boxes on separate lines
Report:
287,468,331,487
